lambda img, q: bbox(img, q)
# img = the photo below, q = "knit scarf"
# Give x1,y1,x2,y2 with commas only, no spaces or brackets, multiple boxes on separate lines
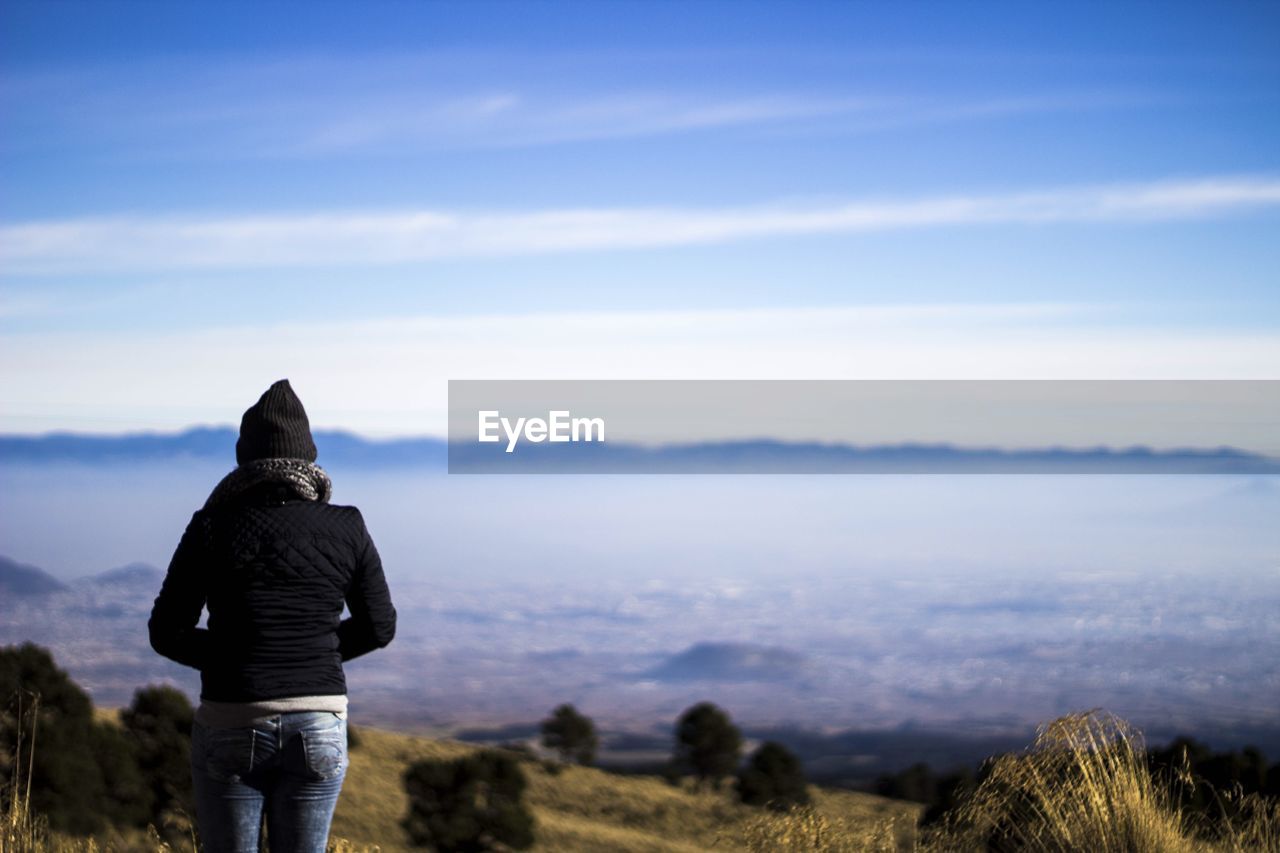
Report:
204,458,333,510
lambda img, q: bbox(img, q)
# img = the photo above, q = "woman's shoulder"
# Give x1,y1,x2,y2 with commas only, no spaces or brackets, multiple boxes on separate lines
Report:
197,498,367,533
313,501,371,531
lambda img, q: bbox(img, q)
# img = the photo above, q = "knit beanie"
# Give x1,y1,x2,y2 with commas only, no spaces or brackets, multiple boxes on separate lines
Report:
235,379,318,464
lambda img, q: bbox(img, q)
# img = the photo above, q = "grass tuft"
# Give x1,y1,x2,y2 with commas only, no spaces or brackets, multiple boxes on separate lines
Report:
924,709,1280,853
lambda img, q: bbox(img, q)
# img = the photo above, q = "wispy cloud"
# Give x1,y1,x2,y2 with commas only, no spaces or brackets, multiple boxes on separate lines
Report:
3,176,1278,275
291,92,878,154
1,40,1163,159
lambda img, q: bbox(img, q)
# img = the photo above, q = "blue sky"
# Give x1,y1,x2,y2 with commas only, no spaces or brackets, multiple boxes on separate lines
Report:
1,1,1278,432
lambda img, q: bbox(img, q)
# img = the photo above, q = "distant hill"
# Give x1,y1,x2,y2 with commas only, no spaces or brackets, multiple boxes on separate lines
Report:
0,555,68,597
450,438,1280,474
0,427,446,467
645,642,809,683
0,426,238,463
82,562,164,587
2,428,1277,473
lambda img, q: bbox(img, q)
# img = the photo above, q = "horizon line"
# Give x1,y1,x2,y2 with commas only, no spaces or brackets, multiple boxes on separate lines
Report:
2,426,1276,462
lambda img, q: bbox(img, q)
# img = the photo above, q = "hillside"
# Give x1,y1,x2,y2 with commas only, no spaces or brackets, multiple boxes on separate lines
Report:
0,555,68,597
91,709,921,851
335,725,921,851
55,707,1280,852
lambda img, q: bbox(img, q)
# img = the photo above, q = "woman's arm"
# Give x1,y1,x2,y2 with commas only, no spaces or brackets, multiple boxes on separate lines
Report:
338,510,397,662
148,512,212,670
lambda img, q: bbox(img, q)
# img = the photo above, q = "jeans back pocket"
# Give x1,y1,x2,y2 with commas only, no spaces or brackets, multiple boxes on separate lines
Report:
196,724,257,784
299,718,347,782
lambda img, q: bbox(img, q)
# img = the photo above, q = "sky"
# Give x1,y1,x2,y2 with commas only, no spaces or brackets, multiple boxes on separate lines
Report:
2,0,1278,434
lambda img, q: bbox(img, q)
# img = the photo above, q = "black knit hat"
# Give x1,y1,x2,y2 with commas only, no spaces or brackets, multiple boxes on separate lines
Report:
235,379,318,464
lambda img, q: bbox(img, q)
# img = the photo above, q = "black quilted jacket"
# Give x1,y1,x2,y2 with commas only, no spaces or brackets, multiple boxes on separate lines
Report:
148,485,397,702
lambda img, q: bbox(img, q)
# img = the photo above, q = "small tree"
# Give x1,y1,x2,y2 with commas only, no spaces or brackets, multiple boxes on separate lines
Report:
737,741,810,810
674,702,742,788
403,750,535,851
121,685,195,835
875,762,939,804
90,722,152,828
0,643,119,834
540,704,598,766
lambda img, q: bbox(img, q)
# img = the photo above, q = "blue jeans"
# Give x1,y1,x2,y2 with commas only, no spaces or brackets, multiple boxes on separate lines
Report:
191,711,348,853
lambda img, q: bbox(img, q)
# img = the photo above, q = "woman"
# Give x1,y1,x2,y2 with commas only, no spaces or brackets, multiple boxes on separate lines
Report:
149,379,396,852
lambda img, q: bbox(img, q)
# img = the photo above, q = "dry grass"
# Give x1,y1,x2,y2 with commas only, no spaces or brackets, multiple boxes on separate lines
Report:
328,725,919,852
928,710,1188,851
922,710,1280,853
3,692,45,853
736,804,908,852
1217,793,1280,852
6,708,1280,852
2,705,190,853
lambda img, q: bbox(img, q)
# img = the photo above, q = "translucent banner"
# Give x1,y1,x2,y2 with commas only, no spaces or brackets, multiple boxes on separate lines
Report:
447,380,1280,474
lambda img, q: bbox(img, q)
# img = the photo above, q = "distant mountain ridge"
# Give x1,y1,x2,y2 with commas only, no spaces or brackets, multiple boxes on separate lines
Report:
2,428,1277,473
0,556,167,595
0,427,446,466
84,562,163,586
0,555,68,596
644,641,809,683
451,438,1280,474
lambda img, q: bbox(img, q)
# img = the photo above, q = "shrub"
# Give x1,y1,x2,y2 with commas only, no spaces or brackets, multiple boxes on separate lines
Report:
674,702,742,788
0,643,119,834
737,741,810,810
1148,736,1272,833
121,684,194,834
402,749,535,851
875,762,938,804
539,704,598,766
921,769,977,827
874,761,976,826
89,720,152,828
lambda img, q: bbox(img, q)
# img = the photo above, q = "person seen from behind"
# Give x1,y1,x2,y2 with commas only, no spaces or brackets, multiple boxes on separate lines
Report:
149,379,396,852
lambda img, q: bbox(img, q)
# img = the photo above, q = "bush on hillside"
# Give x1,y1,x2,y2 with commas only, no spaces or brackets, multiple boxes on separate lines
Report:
1148,736,1274,833
90,720,153,828
875,761,936,804
402,749,535,851
875,762,976,826
674,702,742,789
0,642,149,834
539,703,598,766
737,740,810,810
121,684,194,836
